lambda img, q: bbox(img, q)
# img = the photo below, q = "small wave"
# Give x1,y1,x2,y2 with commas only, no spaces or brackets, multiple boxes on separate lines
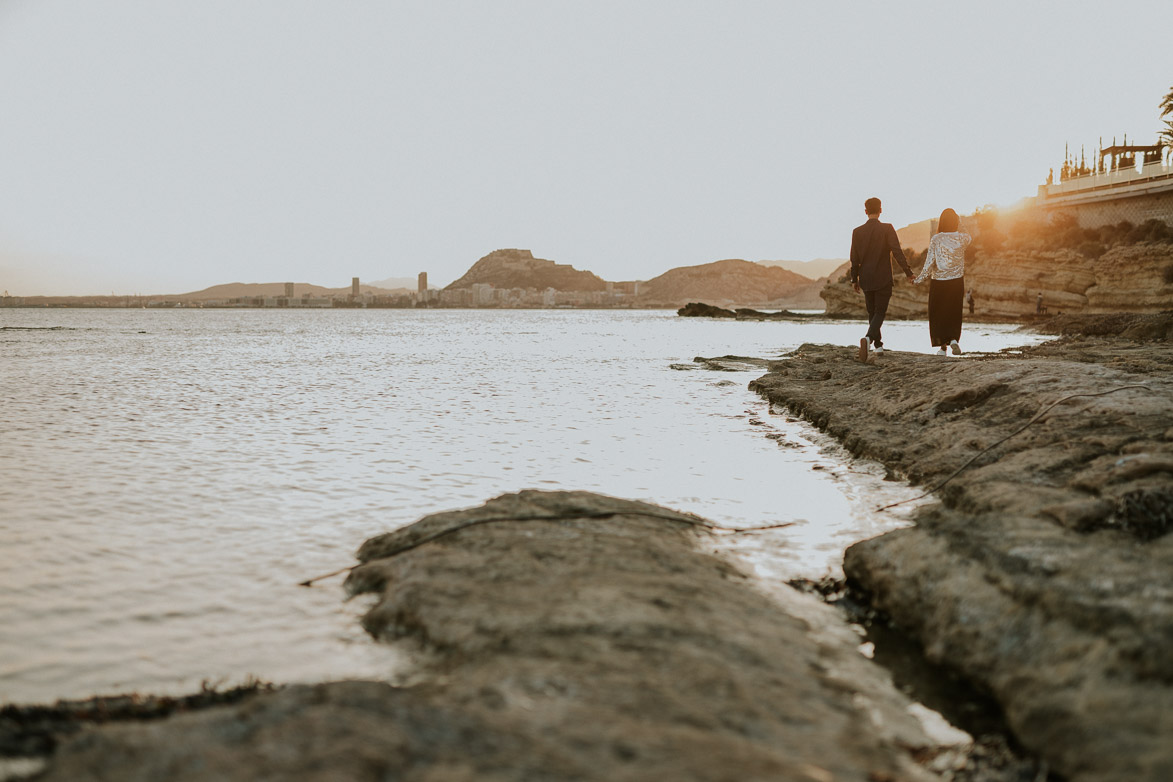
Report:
0,326,86,331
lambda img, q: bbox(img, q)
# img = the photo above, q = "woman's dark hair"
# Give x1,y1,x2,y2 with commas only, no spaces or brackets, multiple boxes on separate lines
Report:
938,208,960,233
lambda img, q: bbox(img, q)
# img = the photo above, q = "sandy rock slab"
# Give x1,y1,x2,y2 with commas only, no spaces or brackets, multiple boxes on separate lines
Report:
36,490,954,782
748,340,1173,782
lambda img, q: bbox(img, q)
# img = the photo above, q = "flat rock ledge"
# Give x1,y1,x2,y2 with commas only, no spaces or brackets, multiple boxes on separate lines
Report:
36,490,958,782
748,339,1173,782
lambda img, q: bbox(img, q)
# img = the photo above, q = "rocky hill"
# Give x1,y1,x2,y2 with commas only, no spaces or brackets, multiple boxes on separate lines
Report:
757,258,846,279
895,218,935,253
821,215,1173,318
445,249,607,292
637,258,820,308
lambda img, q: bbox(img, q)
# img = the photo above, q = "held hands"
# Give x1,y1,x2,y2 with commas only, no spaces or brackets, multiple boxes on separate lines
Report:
855,276,914,291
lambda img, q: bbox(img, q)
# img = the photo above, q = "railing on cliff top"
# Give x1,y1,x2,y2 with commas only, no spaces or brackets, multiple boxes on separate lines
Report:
1041,160,1173,198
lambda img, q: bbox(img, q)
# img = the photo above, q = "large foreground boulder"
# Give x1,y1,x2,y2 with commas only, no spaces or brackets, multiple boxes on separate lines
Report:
37,491,953,782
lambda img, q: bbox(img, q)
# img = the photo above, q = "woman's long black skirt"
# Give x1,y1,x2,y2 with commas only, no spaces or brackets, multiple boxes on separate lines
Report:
928,276,965,347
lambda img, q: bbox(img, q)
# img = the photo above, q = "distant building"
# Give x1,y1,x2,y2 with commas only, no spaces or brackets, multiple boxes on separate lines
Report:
418,272,427,295
285,282,294,298
352,277,360,297
1036,142,1173,227
472,283,494,306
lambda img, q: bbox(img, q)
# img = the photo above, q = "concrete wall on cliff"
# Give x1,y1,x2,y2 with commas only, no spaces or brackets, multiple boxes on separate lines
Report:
1045,189,1173,230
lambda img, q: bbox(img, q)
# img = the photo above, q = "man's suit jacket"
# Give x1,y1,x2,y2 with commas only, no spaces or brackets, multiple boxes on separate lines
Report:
850,218,911,291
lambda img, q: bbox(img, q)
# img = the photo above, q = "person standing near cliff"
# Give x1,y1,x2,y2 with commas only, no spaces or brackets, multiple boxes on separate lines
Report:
850,197,914,360
914,208,972,356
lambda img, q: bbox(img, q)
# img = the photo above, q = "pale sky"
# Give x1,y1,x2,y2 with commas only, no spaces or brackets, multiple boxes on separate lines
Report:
2,1,1171,296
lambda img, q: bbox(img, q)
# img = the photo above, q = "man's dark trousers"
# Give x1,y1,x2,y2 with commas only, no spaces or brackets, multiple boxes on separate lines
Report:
864,285,892,348
850,216,911,350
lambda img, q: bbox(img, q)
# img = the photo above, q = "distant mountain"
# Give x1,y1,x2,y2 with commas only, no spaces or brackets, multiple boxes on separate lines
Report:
637,259,817,307
174,282,406,300
368,276,436,291
172,250,835,307
896,219,935,253
446,249,607,291
757,258,846,280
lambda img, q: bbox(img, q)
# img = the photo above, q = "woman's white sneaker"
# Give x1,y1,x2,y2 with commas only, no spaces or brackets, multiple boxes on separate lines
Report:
950,340,962,355
936,347,948,356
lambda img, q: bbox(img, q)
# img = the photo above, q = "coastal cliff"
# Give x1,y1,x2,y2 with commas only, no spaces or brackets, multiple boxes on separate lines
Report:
821,215,1173,318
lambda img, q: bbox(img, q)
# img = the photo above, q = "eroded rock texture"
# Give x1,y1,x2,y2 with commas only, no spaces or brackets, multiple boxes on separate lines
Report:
37,491,950,782
820,244,1173,318
749,337,1173,782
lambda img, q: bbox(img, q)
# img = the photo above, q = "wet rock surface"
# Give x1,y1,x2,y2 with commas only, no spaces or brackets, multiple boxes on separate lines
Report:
1034,311,1173,342
747,327,1173,782
676,301,820,320
31,491,960,782
0,682,275,759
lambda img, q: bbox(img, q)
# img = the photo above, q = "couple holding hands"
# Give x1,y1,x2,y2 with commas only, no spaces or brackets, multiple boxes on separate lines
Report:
850,196,971,360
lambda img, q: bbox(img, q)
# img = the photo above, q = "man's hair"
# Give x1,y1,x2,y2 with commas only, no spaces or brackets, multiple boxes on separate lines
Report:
864,197,881,215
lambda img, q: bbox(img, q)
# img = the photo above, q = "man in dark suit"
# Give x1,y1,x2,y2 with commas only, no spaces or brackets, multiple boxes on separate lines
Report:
850,197,914,360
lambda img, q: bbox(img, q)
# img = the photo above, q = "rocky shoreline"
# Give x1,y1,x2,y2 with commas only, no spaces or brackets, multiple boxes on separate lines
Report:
676,301,824,320
11,492,987,782
748,313,1173,782
675,300,1064,327
4,314,1169,781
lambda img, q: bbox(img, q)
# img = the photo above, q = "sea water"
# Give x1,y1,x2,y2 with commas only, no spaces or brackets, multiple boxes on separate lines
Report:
0,309,1041,704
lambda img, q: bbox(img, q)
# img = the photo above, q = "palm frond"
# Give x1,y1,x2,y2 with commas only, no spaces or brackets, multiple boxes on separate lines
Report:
1161,120,1173,146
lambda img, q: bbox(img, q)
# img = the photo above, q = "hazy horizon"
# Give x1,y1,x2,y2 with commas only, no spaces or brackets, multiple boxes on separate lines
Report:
10,253,848,298
2,1,1171,296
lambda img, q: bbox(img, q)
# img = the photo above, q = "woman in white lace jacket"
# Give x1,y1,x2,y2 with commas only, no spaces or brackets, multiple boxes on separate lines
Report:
915,208,971,355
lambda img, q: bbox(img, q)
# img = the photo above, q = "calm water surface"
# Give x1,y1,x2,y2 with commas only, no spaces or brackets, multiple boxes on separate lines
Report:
0,309,1040,704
